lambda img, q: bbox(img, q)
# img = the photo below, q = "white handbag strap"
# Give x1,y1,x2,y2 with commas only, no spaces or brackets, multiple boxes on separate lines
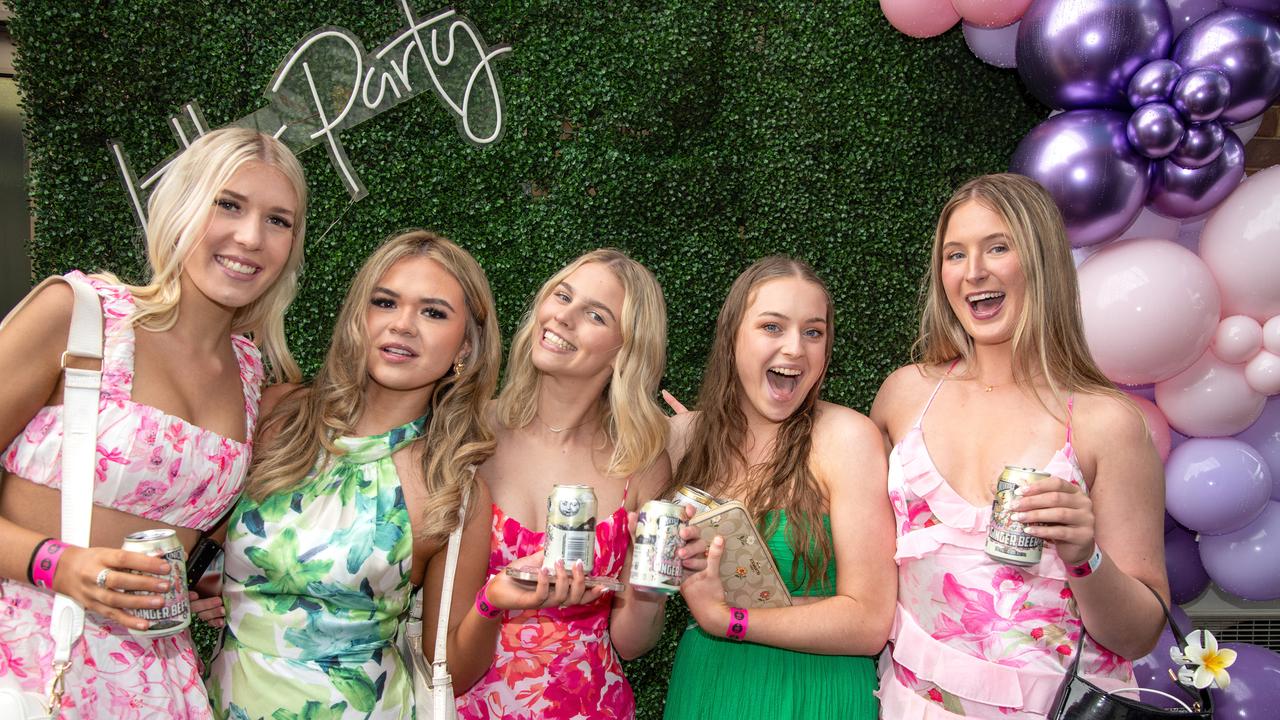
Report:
431,482,472,680
50,276,103,667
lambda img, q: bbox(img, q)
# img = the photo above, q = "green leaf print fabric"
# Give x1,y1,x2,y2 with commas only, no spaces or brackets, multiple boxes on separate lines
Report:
207,415,428,720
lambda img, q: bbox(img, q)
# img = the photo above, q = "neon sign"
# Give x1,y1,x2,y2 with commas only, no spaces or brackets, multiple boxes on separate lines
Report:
110,1,511,230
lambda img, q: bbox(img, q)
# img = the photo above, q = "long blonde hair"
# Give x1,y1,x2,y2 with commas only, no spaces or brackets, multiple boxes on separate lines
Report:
496,249,668,480
914,173,1121,405
674,256,835,591
246,231,501,542
105,127,308,383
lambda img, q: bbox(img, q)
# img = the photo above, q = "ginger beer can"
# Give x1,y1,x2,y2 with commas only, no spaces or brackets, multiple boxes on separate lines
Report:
670,485,721,516
985,466,1050,567
121,529,191,637
544,484,597,573
630,500,686,593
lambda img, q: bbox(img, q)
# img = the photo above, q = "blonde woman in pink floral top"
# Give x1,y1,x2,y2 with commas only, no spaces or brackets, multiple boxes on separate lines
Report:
870,174,1168,719
0,128,306,718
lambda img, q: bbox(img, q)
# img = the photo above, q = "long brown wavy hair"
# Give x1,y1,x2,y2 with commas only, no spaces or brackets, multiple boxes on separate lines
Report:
674,256,835,590
245,231,501,542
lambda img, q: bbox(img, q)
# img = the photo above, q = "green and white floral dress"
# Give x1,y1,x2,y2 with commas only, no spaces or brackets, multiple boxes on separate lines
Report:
207,415,427,720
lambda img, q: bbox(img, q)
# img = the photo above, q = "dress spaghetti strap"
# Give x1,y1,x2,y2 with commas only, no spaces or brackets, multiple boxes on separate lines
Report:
1065,394,1075,446
912,359,961,429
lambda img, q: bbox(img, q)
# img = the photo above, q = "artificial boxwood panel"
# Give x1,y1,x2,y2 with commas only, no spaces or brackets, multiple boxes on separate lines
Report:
11,1,1042,715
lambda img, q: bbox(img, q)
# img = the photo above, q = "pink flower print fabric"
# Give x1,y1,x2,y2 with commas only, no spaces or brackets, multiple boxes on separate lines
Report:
457,501,635,720
0,271,265,719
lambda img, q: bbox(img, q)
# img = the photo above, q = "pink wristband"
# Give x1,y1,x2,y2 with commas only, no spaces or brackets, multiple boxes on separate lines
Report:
475,581,502,619
725,606,749,642
32,539,67,590
1068,545,1104,578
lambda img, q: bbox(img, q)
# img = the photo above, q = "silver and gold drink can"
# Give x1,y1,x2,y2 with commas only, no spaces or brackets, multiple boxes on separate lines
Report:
630,500,686,593
544,484,597,573
121,529,191,637
670,485,721,516
985,466,1051,567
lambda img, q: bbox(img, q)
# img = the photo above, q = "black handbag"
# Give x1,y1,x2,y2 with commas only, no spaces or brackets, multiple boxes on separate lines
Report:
1049,585,1213,719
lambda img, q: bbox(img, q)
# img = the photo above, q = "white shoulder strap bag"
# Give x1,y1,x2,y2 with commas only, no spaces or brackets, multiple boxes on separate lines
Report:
0,275,103,720
400,483,472,720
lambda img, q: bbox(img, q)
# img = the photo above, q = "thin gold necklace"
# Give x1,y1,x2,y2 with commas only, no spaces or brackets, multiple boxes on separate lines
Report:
537,414,594,433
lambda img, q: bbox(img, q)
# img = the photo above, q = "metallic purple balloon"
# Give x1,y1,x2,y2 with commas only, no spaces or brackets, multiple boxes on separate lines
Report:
1128,59,1184,107
1010,110,1150,247
1172,67,1232,121
1171,121,1227,167
1149,132,1244,217
1127,102,1186,157
1017,0,1173,109
1173,8,1280,124
1224,0,1280,16
1169,0,1225,37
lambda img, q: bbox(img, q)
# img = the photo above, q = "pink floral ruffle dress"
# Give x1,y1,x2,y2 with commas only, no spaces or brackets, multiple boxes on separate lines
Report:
457,486,634,720
877,378,1134,719
0,272,262,719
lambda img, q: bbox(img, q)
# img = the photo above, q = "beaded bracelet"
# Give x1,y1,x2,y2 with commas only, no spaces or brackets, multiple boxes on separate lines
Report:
725,606,749,642
1068,545,1104,578
475,581,503,619
31,539,67,590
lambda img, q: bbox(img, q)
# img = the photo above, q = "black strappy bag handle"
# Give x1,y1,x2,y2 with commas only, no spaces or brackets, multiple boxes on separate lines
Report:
1049,584,1213,720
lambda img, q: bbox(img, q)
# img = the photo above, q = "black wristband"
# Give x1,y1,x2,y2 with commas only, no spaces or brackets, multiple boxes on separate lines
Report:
27,537,54,585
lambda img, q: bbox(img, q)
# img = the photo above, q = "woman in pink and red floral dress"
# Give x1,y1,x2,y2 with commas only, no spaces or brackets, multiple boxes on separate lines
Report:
454,250,703,720
870,174,1168,719
0,128,307,718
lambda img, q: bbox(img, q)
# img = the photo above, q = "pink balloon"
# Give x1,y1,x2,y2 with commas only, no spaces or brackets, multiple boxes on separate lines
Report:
1246,350,1280,395
1117,207,1182,242
1078,238,1221,385
880,0,961,37
1265,316,1280,354
1127,393,1173,461
1200,165,1280,322
952,0,1032,27
1213,315,1264,364
1156,351,1267,437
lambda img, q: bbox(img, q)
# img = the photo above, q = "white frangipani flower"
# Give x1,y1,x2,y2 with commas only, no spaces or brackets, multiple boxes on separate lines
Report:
1170,630,1237,690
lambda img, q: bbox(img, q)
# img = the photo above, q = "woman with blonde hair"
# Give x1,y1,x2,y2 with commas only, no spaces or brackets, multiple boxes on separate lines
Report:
663,256,895,719
456,248,694,720
871,173,1167,718
205,230,502,718
0,126,307,718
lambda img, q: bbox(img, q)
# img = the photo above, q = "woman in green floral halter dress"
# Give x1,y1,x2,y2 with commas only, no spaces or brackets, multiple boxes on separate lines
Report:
204,231,504,719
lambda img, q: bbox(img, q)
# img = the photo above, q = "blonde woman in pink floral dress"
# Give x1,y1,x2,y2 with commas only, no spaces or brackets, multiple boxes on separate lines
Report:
870,174,1168,719
455,250,704,720
0,128,306,718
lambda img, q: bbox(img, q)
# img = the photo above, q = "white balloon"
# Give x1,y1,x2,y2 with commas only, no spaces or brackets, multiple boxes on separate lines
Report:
1214,315,1264,364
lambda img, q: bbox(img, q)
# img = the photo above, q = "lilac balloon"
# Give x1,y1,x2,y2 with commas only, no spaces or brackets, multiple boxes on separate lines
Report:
1017,0,1173,109
1230,113,1265,143
1128,59,1184,106
1166,438,1271,534
1127,102,1187,157
1215,642,1280,719
1199,500,1280,598
1166,527,1212,603
1175,217,1207,253
1173,67,1233,121
1237,397,1280,499
1148,132,1245,218
1010,110,1150,247
1169,0,1226,37
963,20,1020,68
1132,603,1197,707
1171,121,1228,168
1173,9,1280,124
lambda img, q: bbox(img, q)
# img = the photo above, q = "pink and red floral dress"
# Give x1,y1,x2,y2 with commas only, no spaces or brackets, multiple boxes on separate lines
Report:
457,492,634,720
0,272,262,719
877,379,1134,719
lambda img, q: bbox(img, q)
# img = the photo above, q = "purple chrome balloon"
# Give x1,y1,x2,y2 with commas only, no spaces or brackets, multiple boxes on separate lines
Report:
1149,132,1244,218
1171,121,1228,167
1169,0,1226,37
1215,643,1280,719
1128,59,1184,107
1224,0,1280,16
1173,8,1280,124
1127,102,1187,157
1017,0,1173,109
1173,67,1232,121
1010,110,1150,247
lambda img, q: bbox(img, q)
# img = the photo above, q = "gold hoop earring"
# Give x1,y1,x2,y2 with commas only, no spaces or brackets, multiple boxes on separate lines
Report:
454,359,466,376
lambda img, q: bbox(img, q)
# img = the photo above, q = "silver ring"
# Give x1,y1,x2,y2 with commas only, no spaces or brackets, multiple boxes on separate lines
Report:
95,568,110,589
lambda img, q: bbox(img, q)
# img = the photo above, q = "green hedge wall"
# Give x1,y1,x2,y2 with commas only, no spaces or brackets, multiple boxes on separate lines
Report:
12,1,1042,716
